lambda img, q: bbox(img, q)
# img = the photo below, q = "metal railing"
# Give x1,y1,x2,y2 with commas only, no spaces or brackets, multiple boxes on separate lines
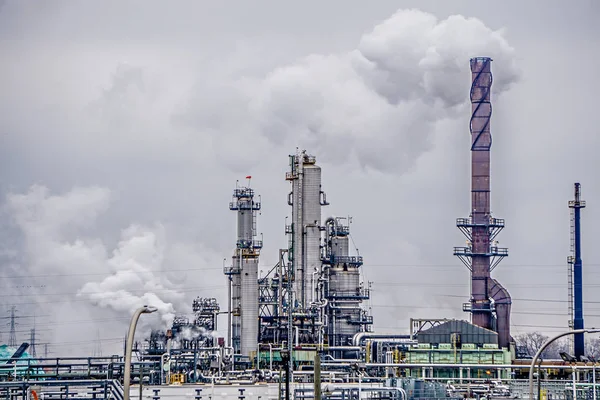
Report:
453,246,508,257
0,379,124,400
456,217,505,227
326,288,370,300
331,256,364,266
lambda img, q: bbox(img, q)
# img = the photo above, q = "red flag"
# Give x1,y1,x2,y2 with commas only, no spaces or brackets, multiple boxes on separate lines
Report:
246,175,252,179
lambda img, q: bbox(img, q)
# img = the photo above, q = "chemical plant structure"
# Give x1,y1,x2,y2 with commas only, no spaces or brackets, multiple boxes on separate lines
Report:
3,57,598,400
131,59,523,385
256,151,374,361
134,58,522,383
136,152,377,382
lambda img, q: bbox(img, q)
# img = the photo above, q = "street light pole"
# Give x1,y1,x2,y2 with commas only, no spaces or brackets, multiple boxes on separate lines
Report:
124,305,158,400
529,329,600,400
593,361,597,400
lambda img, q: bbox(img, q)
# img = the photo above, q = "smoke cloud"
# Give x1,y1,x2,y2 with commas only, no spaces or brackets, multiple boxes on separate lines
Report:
77,224,185,327
178,9,520,173
170,325,216,350
0,5,525,353
3,185,222,354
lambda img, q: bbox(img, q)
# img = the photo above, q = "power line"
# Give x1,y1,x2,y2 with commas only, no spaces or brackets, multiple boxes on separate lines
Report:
0,328,50,334
4,278,600,301
3,262,600,280
0,306,591,331
439,294,600,304
370,304,600,318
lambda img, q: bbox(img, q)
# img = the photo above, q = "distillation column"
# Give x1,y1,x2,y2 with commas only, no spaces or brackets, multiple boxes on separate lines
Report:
286,151,328,309
454,57,512,349
323,217,372,349
568,182,586,359
226,183,262,357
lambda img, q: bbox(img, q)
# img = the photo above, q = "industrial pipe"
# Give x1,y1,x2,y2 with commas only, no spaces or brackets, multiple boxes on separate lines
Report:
488,278,512,349
325,346,361,351
123,305,158,400
352,332,411,346
360,362,514,368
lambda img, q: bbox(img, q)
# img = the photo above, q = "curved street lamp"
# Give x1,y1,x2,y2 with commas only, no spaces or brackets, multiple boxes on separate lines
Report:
124,305,158,400
529,328,600,400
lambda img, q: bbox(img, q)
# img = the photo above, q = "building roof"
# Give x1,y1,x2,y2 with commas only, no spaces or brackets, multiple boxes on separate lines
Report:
417,319,498,345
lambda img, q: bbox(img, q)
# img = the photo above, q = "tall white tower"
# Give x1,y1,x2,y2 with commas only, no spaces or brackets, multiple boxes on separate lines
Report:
226,181,262,357
286,151,328,309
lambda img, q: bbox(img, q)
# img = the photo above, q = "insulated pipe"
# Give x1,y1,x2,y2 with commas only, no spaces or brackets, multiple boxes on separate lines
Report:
323,217,336,262
227,267,232,348
318,362,588,370
352,332,411,346
325,346,361,351
123,305,157,400
488,278,511,349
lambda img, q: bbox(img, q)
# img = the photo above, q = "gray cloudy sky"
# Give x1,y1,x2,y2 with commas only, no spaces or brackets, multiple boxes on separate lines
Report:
0,1,599,356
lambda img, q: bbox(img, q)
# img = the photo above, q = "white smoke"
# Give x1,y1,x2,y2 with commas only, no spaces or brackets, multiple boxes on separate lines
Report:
0,7,524,352
178,9,520,173
170,325,217,349
3,185,221,354
77,224,185,327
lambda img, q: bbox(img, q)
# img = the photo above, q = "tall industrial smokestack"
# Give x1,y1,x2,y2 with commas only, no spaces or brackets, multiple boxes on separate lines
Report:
225,180,262,357
454,57,512,349
568,182,586,359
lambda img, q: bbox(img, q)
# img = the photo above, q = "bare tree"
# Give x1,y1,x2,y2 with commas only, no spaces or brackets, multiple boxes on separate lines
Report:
515,332,600,360
586,338,600,359
552,338,571,359
515,332,569,359
516,332,550,358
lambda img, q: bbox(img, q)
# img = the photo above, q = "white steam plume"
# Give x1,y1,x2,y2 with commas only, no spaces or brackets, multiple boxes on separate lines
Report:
3,185,221,355
178,9,520,173
77,224,185,327
170,325,217,350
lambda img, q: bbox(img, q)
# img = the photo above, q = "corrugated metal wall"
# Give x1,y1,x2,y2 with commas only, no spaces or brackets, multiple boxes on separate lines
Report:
417,320,497,345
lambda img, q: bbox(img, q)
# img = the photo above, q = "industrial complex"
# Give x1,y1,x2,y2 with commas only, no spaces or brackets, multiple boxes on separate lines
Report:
0,58,596,400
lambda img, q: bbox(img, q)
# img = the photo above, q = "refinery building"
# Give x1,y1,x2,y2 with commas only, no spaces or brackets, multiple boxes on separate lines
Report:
141,58,518,380
0,57,593,400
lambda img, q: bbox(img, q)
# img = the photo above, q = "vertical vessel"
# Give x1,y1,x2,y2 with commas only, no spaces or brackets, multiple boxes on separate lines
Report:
322,217,372,351
286,151,328,309
225,181,262,357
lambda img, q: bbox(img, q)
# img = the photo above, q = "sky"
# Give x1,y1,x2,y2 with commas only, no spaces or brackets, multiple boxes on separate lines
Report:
0,1,599,357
